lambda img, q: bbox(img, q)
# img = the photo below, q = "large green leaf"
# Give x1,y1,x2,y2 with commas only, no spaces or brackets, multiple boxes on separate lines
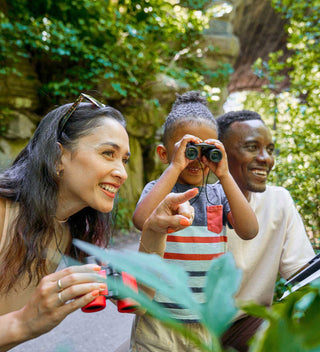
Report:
294,293,320,348
73,240,320,352
241,302,272,320
201,252,242,337
248,284,320,351
72,239,216,352
251,318,307,352
73,240,201,313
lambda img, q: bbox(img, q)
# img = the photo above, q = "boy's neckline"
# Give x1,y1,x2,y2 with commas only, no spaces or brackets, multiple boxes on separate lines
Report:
175,183,205,189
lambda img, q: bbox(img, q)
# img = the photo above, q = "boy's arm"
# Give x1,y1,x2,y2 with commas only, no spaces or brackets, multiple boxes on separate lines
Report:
219,172,258,240
203,139,258,240
132,164,182,230
133,135,201,231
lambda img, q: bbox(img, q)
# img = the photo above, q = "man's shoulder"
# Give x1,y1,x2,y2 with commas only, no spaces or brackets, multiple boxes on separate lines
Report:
251,185,294,211
257,185,291,199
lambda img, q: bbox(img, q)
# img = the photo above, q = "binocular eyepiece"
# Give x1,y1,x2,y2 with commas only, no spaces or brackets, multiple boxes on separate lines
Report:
185,142,222,163
82,257,138,313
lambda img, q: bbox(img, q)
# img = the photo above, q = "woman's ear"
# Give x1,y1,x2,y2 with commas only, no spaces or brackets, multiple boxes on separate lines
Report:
56,142,65,176
156,145,169,164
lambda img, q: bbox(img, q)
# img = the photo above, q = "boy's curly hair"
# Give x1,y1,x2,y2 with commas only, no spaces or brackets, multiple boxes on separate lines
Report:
162,91,217,147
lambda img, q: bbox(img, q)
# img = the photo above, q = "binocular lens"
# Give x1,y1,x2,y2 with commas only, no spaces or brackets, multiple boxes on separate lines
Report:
185,145,199,160
207,149,222,163
82,295,107,312
117,272,139,313
185,143,222,163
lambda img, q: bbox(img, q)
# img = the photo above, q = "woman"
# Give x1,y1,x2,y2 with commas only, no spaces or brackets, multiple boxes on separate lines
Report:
0,93,195,351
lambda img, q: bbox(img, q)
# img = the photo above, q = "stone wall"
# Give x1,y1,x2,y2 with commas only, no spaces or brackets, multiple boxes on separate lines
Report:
0,57,41,167
228,0,288,92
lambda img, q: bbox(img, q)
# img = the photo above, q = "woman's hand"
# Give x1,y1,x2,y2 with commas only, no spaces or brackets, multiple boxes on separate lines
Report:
139,188,198,256
2,264,106,350
135,188,198,301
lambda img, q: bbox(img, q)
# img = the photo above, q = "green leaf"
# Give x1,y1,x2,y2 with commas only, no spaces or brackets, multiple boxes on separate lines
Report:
201,252,242,337
73,240,200,313
294,291,317,314
241,302,272,320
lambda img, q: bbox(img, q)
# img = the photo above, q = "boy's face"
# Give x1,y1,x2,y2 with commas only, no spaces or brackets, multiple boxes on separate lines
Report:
166,121,218,186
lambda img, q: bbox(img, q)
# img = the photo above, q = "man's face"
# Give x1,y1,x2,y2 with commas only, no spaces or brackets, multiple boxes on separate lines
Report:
223,120,275,199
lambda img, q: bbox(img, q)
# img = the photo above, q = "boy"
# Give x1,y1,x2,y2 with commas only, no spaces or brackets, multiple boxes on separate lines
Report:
130,92,258,351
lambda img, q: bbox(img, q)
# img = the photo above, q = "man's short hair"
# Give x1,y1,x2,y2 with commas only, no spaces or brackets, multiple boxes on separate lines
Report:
216,110,264,141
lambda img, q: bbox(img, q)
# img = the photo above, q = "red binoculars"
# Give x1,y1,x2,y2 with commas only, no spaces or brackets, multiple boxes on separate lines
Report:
82,262,139,313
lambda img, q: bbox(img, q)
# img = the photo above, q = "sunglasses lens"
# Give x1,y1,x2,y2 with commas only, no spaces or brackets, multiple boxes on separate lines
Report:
59,93,105,137
81,93,105,108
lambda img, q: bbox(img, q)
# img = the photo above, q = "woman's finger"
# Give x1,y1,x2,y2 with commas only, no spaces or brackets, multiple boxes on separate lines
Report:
55,271,106,291
51,264,102,282
177,201,195,221
163,188,198,212
56,281,107,305
57,289,104,315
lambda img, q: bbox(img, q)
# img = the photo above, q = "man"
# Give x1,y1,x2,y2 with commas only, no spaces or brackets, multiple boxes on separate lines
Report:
216,110,315,352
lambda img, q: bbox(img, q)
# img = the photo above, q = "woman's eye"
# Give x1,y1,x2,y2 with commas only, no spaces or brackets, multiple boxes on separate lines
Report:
123,158,129,165
103,150,114,158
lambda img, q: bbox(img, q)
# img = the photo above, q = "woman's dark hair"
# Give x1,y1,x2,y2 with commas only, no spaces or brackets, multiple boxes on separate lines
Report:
162,91,217,147
0,99,126,292
216,110,264,142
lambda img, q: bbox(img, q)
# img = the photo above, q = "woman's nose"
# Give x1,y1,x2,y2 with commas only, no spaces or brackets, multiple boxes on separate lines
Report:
111,162,128,182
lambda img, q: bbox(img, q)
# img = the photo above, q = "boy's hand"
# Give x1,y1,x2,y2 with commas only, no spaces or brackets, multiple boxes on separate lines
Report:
202,139,229,180
170,134,202,171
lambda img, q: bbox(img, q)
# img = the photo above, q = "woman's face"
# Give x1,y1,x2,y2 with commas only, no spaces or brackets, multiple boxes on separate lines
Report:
58,118,130,217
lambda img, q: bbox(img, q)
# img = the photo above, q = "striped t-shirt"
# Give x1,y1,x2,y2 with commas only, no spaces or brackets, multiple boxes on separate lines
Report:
139,181,230,323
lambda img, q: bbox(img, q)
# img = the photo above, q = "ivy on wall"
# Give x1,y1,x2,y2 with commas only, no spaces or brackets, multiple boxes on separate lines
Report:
0,0,231,107
244,0,320,242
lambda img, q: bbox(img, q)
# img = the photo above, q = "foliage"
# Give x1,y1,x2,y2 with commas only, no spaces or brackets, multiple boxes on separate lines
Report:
0,107,13,136
73,240,320,351
244,0,320,242
273,277,287,302
73,240,242,351
243,280,320,352
0,0,230,107
111,195,133,232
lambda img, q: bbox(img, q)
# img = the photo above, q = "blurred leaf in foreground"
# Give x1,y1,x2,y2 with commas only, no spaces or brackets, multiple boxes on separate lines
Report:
242,278,320,352
72,239,243,352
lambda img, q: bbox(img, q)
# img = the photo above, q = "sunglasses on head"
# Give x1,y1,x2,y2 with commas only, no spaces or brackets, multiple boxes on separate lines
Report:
58,93,105,137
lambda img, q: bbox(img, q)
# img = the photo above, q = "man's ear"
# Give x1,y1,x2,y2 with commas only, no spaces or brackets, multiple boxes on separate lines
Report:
156,145,169,164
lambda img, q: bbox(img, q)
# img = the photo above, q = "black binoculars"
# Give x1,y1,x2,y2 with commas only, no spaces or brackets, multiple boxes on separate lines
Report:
185,142,222,163
82,258,138,313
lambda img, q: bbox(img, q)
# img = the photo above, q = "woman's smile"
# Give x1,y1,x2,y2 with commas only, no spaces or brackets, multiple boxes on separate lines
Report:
99,182,120,199
57,118,130,217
